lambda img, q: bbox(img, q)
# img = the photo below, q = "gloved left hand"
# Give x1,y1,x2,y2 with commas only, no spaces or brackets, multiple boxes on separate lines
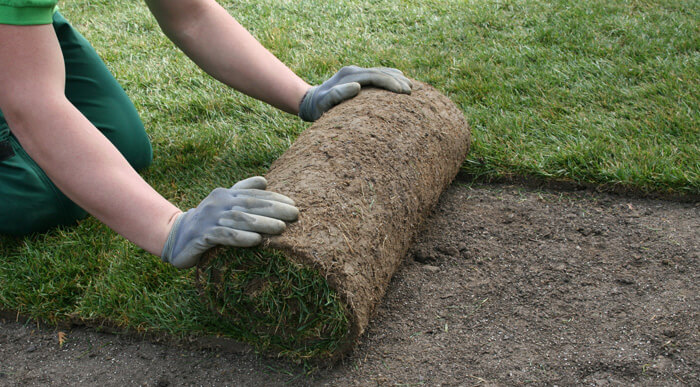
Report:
298,65,413,122
161,176,298,269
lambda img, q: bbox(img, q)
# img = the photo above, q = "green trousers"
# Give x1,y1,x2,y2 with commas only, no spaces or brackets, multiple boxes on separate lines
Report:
0,12,153,235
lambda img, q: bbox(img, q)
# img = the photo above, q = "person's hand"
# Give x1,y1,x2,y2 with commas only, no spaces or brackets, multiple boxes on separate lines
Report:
161,177,298,269
298,65,413,122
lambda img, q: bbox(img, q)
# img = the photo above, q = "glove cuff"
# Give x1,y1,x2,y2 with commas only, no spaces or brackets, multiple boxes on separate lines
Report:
160,211,186,264
298,86,319,122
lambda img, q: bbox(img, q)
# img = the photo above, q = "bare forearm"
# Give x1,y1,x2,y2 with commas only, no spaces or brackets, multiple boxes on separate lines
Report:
8,100,180,255
0,23,180,255
146,0,310,114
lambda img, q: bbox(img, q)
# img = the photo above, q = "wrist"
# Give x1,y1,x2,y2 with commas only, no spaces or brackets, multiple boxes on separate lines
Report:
292,84,313,116
160,210,185,262
298,86,318,122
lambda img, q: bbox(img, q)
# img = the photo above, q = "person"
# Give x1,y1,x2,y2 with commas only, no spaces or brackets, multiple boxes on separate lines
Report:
0,0,412,268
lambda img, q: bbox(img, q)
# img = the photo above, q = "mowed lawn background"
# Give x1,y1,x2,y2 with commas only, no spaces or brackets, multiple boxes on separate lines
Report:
1,0,697,351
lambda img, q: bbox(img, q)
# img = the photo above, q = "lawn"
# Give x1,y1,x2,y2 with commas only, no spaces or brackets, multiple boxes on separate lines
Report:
1,0,697,359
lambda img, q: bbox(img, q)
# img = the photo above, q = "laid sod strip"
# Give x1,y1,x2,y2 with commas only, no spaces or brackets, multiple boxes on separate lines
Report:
0,231,346,360
197,82,470,360
63,0,698,194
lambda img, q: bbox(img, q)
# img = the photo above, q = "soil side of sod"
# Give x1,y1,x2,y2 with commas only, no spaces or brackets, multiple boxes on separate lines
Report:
1,181,697,385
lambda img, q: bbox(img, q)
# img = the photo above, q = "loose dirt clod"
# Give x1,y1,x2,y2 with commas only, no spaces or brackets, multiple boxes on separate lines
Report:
197,81,470,360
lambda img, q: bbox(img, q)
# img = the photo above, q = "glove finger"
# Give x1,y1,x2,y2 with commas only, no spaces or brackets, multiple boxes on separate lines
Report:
231,188,296,206
219,210,287,235
230,197,300,222
339,69,412,94
375,67,404,76
318,82,361,113
377,68,413,90
204,226,262,247
232,176,267,190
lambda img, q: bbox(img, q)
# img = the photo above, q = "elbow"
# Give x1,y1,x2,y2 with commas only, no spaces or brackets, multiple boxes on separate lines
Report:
146,0,210,44
0,93,69,143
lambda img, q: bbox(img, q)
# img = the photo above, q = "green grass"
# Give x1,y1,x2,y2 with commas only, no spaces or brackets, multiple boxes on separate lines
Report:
0,0,698,360
197,249,350,359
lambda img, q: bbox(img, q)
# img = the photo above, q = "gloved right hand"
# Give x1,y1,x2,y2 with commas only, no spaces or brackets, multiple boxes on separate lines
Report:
161,176,298,269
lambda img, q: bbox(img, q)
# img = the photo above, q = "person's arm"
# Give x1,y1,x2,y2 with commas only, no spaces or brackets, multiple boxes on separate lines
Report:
145,0,311,114
0,23,181,254
0,24,298,266
144,0,412,121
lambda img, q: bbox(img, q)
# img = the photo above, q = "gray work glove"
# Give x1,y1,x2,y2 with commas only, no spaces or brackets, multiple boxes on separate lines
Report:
298,65,413,122
161,176,298,269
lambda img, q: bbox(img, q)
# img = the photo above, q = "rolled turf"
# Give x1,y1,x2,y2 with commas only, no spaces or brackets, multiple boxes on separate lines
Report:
197,81,470,361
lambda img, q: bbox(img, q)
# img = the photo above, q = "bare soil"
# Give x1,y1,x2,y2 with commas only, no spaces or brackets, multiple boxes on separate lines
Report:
1,181,697,386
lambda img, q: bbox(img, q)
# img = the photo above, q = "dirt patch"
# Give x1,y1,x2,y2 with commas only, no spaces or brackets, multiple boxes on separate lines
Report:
317,182,699,385
1,182,697,385
198,81,469,359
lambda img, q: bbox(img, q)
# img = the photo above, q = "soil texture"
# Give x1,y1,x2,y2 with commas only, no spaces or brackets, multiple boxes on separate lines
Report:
1,181,697,385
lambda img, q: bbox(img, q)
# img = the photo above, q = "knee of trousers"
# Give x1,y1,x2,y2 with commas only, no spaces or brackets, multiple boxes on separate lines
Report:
99,102,153,172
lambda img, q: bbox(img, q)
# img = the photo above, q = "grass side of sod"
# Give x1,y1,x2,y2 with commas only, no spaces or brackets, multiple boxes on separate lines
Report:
1,0,698,359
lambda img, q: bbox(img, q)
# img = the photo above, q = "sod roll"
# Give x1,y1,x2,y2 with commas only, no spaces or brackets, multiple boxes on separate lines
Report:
196,81,470,361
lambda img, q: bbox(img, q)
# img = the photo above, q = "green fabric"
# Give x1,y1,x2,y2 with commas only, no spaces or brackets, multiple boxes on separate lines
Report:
0,0,57,25
0,12,152,235
0,0,56,6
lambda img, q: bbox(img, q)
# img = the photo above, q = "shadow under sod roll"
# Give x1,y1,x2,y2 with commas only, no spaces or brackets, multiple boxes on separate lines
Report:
196,81,470,361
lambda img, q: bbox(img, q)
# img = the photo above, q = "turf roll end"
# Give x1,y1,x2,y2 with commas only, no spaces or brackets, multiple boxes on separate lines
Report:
197,81,470,361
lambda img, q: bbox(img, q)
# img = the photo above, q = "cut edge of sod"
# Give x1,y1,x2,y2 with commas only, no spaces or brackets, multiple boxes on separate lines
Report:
196,247,353,362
